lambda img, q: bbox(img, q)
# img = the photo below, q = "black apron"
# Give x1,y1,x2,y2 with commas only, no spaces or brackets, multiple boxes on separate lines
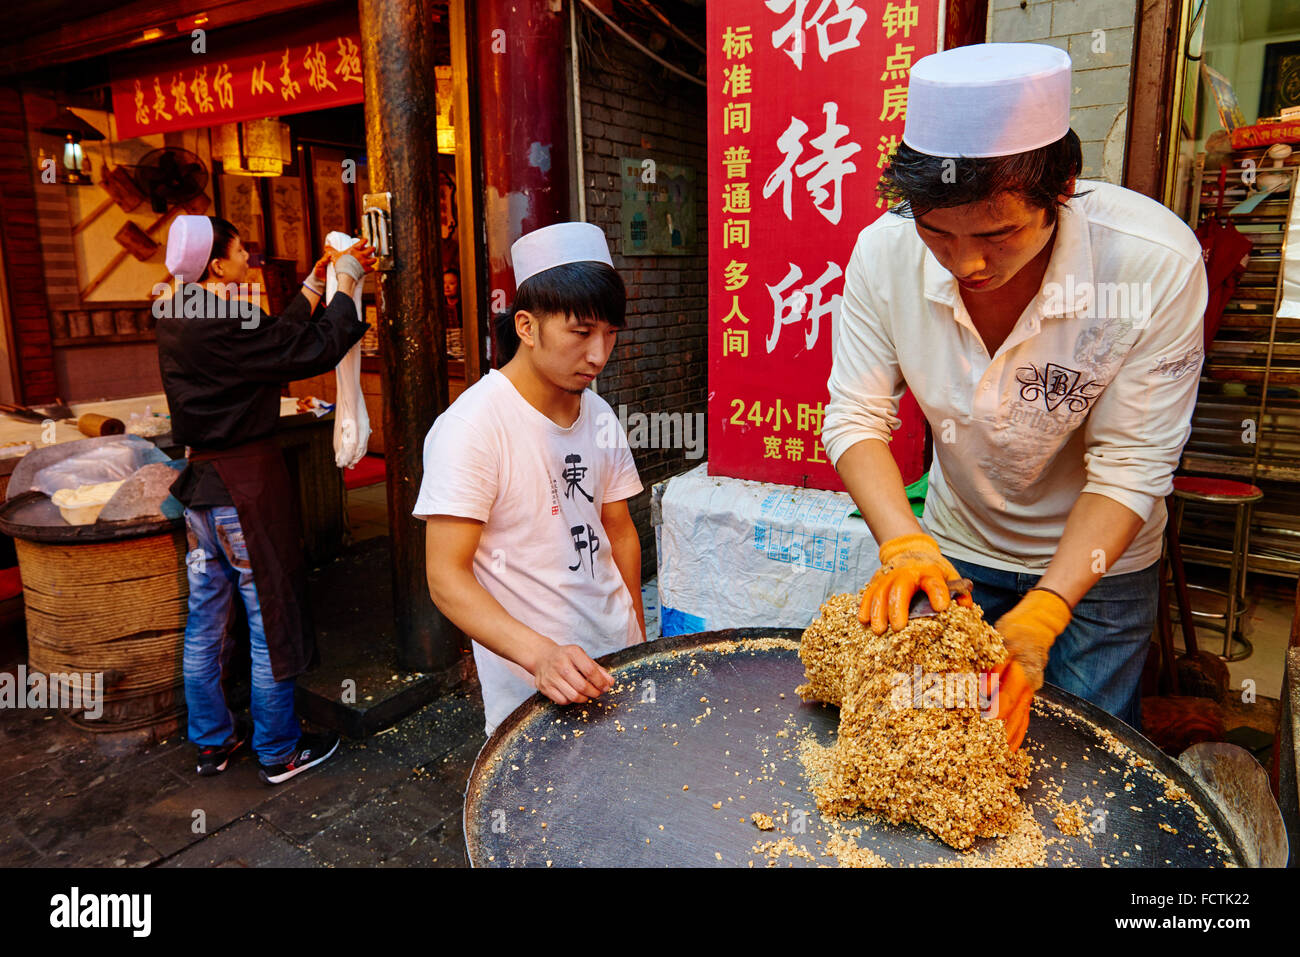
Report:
189,438,317,681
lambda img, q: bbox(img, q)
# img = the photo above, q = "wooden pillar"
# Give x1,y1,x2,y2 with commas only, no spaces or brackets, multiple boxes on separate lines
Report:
1123,0,1184,201
359,0,456,672
475,0,571,351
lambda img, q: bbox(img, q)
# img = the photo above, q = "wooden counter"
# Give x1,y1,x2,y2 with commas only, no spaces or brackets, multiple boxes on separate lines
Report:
0,393,348,567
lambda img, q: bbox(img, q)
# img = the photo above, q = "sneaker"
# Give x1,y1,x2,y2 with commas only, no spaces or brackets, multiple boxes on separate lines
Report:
258,731,340,785
195,716,251,776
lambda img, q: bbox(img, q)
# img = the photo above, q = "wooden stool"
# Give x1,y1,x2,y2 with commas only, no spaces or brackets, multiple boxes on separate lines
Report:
1170,476,1263,662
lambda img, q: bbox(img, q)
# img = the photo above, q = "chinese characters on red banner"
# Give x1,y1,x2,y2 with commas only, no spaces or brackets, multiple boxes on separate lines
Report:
708,0,938,489
112,26,364,139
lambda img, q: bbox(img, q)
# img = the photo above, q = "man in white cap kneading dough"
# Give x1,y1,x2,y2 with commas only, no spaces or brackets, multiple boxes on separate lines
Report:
823,44,1208,748
415,222,645,735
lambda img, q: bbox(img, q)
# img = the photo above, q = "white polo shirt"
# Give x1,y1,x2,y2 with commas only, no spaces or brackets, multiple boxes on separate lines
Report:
823,180,1208,576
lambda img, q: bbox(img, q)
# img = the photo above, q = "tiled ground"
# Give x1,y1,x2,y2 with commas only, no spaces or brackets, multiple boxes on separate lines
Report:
1174,565,1294,701
0,668,484,868
346,482,390,544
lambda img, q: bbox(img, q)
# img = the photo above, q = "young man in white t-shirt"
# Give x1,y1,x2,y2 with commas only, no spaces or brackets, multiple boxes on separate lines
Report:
414,222,645,734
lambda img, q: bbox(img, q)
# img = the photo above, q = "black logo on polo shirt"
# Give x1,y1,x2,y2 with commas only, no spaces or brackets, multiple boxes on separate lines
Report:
1016,362,1102,414
1150,347,1204,379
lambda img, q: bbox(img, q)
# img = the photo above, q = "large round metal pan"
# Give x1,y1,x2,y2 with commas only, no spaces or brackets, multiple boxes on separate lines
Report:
0,490,182,544
464,629,1249,868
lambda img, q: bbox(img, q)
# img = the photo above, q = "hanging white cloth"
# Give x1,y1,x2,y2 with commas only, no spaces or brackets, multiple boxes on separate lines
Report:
324,230,371,469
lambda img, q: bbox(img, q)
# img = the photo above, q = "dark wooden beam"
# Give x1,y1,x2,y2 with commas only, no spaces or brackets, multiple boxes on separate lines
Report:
0,0,324,77
1291,575,1300,648
1123,0,1184,201
359,0,455,673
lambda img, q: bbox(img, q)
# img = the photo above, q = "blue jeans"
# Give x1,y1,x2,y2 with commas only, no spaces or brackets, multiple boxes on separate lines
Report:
948,557,1159,730
183,506,300,764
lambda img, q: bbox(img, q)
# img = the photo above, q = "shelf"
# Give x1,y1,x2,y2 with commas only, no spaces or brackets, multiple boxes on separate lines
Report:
1208,342,1300,359
1180,543,1300,578
1204,366,1300,384
1224,286,1283,302
51,332,158,347
1181,454,1300,483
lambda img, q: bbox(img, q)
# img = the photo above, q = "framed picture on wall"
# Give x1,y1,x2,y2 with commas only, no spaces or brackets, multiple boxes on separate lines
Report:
618,156,696,256
1260,40,1300,119
218,173,265,249
1201,63,1245,132
306,145,355,250
269,176,311,274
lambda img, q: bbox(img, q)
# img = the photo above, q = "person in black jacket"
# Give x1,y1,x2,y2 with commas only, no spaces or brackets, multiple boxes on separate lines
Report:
157,215,376,784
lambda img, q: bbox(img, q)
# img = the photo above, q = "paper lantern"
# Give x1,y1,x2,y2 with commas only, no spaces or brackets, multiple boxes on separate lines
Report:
212,118,289,177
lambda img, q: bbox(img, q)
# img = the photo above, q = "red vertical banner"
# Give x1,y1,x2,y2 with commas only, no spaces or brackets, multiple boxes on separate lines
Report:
707,1,942,489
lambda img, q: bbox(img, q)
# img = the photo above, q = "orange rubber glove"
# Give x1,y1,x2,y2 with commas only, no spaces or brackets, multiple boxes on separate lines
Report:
991,659,1034,752
992,587,1072,751
858,532,972,635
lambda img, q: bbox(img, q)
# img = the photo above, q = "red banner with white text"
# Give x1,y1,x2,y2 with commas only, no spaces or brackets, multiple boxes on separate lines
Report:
706,0,942,489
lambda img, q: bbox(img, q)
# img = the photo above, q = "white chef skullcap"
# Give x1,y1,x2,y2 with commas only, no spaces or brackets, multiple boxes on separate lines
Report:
165,215,215,281
902,43,1072,158
511,222,613,287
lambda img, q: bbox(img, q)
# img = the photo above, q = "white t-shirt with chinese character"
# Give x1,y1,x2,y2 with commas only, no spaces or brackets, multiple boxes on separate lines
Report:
413,369,644,734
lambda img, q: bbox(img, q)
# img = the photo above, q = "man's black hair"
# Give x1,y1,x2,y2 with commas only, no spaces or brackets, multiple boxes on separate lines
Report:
878,129,1091,225
199,217,240,282
493,260,626,367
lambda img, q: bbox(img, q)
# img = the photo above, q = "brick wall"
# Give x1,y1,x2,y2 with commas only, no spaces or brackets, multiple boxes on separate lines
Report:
988,0,1137,184
0,81,57,403
579,48,707,578
54,342,163,402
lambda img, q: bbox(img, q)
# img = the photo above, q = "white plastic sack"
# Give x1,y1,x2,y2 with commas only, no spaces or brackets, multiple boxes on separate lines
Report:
32,435,170,498
325,230,371,469
653,463,881,636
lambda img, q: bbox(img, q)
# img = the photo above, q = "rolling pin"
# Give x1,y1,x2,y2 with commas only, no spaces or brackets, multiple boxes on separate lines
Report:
77,413,126,437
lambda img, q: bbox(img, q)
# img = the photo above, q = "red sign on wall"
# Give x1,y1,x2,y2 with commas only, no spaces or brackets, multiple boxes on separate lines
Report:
111,19,365,139
706,1,941,489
